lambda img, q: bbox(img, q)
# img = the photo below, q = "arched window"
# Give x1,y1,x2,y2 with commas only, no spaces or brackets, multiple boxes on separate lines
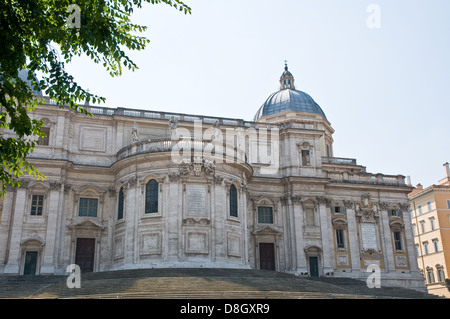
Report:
117,187,124,220
145,179,158,214
229,184,238,217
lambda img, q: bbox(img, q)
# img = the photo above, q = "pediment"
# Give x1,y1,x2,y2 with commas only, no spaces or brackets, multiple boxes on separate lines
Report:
20,236,45,246
252,225,282,236
67,218,106,230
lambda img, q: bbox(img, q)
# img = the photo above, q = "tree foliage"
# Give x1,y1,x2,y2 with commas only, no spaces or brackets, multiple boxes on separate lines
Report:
0,0,191,196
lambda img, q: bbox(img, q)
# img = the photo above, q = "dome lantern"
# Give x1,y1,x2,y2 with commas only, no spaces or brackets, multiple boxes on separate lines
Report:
280,60,295,90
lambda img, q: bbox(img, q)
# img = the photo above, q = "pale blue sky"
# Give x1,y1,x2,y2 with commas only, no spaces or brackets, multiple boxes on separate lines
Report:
64,0,450,188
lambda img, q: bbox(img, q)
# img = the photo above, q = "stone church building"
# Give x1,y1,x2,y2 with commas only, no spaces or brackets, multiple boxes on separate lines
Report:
0,65,425,290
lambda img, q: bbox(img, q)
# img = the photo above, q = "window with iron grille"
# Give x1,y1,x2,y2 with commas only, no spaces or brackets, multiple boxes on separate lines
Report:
30,195,44,216
258,206,273,224
145,179,158,214
79,198,98,217
229,184,238,217
117,187,124,220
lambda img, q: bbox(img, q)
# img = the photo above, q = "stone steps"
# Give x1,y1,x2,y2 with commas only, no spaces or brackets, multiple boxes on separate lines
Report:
0,268,439,299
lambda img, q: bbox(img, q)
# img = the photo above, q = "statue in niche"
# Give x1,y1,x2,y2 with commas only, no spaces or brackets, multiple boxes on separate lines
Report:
131,127,139,143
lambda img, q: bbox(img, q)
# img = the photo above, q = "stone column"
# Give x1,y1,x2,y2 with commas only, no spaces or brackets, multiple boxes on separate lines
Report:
292,197,307,273
241,183,249,267
346,206,361,273
283,196,294,271
0,188,15,270
167,173,181,262
401,203,420,273
380,210,395,272
4,187,27,274
124,178,137,267
318,200,334,274
40,182,63,274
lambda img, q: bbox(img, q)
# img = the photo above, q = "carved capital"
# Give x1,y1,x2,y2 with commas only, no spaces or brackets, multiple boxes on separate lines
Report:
108,186,116,197
214,175,224,185
168,172,180,182
343,200,354,209
64,184,72,193
49,181,62,190
316,196,331,207
399,202,410,211
291,195,303,205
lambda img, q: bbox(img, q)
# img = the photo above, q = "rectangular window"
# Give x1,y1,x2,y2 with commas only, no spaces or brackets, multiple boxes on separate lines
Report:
336,229,345,249
437,269,445,282
427,270,435,284
415,245,420,257
427,201,431,212
433,240,439,253
301,150,310,166
412,224,416,236
388,209,402,217
420,221,426,233
423,242,429,255
331,206,346,214
393,231,402,251
79,198,98,217
117,188,124,220
447,199,450,209
30,195,44,216
418,205,422,215
429,217,435,231
257,207,273,224
38,127,50,146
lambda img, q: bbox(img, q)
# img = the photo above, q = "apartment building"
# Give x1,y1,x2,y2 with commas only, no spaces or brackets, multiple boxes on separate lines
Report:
409,162,450,297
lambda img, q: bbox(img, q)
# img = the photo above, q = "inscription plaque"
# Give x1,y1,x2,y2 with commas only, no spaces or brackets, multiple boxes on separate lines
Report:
361,223,378,250
187,185,206,215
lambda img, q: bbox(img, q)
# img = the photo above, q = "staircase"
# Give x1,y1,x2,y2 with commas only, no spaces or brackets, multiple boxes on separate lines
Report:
0,268,439,299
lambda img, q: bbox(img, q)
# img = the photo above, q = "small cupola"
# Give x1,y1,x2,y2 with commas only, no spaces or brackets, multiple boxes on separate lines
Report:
279,61,295,90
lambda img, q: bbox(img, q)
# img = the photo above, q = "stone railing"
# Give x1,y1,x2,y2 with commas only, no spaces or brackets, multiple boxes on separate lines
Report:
39,97,328,132
116,137,247,163
322,157,357,165
324,171,406,186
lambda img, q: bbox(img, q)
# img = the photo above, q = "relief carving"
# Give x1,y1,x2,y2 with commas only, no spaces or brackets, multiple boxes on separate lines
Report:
178,156,216,177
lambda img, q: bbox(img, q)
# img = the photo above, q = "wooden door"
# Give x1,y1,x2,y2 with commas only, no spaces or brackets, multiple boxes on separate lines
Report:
259,243,275,270
309,256,319,277
23,251,38,275
75,238,95,273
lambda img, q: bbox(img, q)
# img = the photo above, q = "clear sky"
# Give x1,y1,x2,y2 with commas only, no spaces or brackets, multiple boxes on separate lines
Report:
63,0,450,188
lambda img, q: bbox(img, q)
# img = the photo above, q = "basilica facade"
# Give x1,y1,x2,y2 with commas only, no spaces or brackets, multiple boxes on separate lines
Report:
0,65,425,290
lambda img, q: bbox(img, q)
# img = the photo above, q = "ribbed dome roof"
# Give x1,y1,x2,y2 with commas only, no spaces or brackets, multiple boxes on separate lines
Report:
253,88,326,121
253,63,326,121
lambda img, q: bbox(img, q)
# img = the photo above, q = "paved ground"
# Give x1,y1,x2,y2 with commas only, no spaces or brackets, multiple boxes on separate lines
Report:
0,268,440,299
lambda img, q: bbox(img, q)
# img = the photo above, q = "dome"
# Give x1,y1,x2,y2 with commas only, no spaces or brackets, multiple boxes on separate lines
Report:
253,89,326,121
253,63,326,121
18,69,43,97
